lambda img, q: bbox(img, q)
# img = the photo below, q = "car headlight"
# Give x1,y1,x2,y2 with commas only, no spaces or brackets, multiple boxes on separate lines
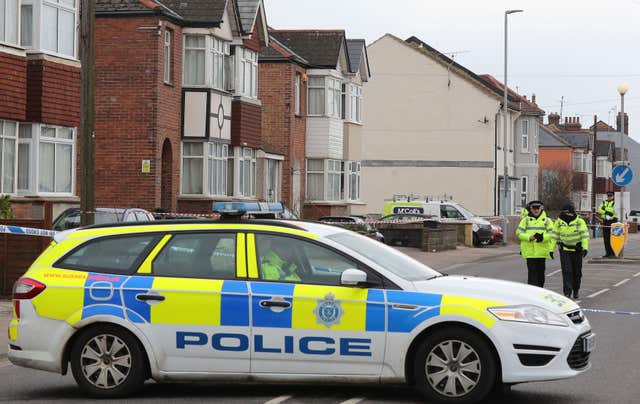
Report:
472,223,479,232
487,305,569,327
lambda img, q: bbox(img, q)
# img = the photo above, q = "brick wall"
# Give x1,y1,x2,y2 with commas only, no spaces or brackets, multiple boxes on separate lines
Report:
231,100,262,148
303,204,348,219
95,17,182,211
26,58,80,127
0,51,27,121
258,62,307,210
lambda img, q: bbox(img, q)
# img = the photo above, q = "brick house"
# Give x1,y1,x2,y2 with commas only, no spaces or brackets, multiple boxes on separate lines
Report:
95,0,271,214
263,30,370,219
1,0,80,219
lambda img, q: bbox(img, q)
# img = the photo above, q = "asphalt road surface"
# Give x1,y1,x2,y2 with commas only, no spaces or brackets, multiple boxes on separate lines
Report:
1,238,639,403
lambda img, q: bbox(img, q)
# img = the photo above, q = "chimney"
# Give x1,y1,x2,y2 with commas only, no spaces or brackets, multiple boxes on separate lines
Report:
564,116,582,131
532,94,536,104
616,112,629,135
548,112,560,126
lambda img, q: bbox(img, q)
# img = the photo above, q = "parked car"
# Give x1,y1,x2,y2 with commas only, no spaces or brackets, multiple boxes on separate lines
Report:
52,207,155,231
489,224,504,245
379,213,436,222
629,210,640,223
318,216,384,242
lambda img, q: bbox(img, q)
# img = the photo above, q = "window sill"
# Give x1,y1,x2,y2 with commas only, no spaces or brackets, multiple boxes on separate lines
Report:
345,120,363,126
178,194,233,200
0,43,27,57
9,195,80,202
163,81,175,87
304,201,349,206
232,95,262,106
26,50,80,66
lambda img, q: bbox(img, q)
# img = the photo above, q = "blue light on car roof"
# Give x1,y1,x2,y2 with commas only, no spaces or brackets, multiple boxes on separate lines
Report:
212,201,284,213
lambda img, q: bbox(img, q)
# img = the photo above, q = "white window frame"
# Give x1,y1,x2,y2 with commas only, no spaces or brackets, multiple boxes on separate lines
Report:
596,156,611,178
236,147,256,197
21,0,78,59
347,161,361,201
237,47,258,98
163,29,172,84
265,158,280,202
573,151,592,173
521,119,529,153
183,34,231,89
348,84,363,123
305,159,344,202
307,76,325,116
181,141,229,197
183,35,206,86
0,120,18,195
1,0,19,46
211,36,227,91
294,73,301,116
327,77,341,118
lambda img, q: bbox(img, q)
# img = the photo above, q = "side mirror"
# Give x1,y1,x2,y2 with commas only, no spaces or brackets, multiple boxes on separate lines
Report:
340,269,368,286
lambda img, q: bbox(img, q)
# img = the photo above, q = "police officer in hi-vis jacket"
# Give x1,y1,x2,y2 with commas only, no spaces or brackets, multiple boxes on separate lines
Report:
551,203,589,299
597,191,618,258
516,201,554,287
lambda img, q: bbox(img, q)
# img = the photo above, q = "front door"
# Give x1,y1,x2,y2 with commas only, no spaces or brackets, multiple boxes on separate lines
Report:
133,231,251,373
247,233,386,375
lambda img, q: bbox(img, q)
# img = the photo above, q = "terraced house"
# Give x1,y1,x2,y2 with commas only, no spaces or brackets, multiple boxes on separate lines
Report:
94,0,271,214
0,0,80,218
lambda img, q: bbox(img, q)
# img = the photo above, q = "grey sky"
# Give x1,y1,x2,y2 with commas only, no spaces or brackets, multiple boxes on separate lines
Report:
265,0,640,140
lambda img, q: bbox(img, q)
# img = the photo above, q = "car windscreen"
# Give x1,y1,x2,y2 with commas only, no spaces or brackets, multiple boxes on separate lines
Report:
327,232,441,281
455,205,477,218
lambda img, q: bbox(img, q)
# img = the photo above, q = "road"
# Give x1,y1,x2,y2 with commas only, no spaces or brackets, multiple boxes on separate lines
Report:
1,238,639,403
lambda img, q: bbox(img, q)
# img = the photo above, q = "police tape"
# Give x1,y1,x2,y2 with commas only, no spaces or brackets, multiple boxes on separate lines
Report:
582,308,640,316
0,225,58,238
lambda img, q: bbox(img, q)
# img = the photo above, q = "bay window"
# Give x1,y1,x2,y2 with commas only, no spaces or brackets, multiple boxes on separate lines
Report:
348,84,362,123
307,76,325,115
181,141,228,196
596,157,612,178
1,0,19,45
238,48,257,98
306,159,324,200
306,159,345,202
238,147,256,197
572,151,592,173
0,120,17,194
183,34,231,90
327,78,341,118
266,159,280,202
347,161,361,201
307,76,342,117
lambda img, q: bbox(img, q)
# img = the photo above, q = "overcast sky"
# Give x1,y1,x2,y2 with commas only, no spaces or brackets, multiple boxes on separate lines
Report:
265,0,640,141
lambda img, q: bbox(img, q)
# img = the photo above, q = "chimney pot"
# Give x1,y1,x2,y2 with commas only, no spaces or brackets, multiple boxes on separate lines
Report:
532,94,536,104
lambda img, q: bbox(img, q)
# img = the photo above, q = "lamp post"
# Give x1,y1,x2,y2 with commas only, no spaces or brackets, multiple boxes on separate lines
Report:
502,9,523,244
617,83,629,222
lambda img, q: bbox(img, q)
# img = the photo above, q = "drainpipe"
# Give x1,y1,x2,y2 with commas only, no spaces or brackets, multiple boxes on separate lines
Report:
494,112,499,216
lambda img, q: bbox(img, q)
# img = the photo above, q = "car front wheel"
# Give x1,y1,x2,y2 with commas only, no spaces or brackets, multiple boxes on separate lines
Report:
413,326,497,404
70,325,147,398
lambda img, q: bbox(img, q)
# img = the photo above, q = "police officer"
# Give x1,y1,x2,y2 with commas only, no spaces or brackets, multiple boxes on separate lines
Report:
261,238,301,282
551,203,589,299
516,200,554,287
597,191,618,258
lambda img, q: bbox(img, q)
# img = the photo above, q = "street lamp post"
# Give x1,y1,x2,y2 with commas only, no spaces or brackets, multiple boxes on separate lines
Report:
502,9,523,244
617,83,628,222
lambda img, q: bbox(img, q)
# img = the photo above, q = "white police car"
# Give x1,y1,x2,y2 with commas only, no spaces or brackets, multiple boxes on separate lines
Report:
8,211,593,403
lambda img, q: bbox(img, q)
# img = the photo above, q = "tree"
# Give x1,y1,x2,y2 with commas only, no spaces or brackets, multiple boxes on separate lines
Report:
0,195,13,219
539,165,573,214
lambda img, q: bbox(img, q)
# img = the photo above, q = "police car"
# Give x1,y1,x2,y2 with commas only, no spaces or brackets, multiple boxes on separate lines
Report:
8,210,593,403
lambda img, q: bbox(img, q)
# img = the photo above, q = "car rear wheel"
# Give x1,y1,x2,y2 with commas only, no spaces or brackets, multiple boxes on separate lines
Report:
413,327,497,404
70,325,146,398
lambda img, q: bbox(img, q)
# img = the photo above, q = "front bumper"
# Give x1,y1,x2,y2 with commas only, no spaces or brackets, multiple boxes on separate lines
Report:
491,313,593,383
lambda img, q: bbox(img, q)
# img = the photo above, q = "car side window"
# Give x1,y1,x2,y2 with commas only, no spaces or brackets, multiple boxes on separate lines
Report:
57,234,158,274
255,234,360,286
153,233,236,279
441,205,463,219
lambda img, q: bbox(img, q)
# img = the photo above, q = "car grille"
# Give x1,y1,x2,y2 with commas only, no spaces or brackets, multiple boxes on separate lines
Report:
567,309,585,324
567,333,591,370
518,354,555,367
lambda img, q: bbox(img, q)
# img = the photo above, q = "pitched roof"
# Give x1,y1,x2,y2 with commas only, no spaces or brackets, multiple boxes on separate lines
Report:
405,36,521,105
595,140,615,157
160,0,227,24
259,34,309,66
96,0,182,19
346,39,365,73
479,74,545,115
556,132,592,149
539,126,572,147
96,0,226,25
236,0,260,33
269,30,346,69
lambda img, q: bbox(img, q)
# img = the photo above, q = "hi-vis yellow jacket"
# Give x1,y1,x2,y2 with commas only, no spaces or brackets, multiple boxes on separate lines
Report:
597,200,617,221
516,211,554,259
551,216,590,252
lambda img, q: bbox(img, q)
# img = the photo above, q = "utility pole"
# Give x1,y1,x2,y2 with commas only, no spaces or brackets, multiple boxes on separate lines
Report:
592,115,597,225
80,0,95,226
559,96,564,123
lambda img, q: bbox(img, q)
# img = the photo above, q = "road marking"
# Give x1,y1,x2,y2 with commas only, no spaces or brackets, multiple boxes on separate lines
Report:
634,272,640,277
614,279,630,287
546,269,561,277
339,398,366,404
587,288,610,298
575,300,581,304
265,395,292,404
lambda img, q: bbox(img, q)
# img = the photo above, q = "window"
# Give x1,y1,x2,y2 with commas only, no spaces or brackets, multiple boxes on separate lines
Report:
153,233,236,279
208,142,227,196
521,176,528,206
440,205,464,219
307,76,325,115
573,151,592,173
327,159,343,201
239,48,257,98
184,35,206,85
57,234,158,274
327,78,341,118
163,29,172,83
348,84,363,123
238,147,256,197
255,234,359,285
596,157,612,178
38,126,73,193
42,0,76,56
20,4,32,47
0,120,17,194
1,0,19,45
211,37,227,90
347,161,360,201
17,124,30,191
521,120,529,152
266,159,280,202
306,159,324,200
294,73,301,116
181,142,204,194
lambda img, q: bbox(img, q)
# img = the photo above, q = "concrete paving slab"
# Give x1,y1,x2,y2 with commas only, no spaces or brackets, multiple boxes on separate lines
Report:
0,300,11,359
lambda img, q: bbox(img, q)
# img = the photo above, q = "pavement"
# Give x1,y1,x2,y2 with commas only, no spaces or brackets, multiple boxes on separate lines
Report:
0,300,11,359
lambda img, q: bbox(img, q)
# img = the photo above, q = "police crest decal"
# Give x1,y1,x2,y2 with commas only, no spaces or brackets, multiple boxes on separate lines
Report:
314,292,344,328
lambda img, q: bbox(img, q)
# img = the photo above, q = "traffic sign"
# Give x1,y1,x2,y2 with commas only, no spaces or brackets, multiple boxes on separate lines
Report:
610,222,626,257
612,165,633,186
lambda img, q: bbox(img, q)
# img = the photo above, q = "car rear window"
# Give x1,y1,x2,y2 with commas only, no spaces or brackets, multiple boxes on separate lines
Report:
56,234,158,274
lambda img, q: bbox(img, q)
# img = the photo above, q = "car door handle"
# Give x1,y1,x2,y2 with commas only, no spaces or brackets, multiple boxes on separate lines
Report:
260,300,291,308
392,304,419,310
136,294,166,302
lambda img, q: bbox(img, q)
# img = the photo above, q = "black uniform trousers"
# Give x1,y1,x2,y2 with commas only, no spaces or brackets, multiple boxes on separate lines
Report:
560,250,583,297
603,219,616,257
526,258,546,287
